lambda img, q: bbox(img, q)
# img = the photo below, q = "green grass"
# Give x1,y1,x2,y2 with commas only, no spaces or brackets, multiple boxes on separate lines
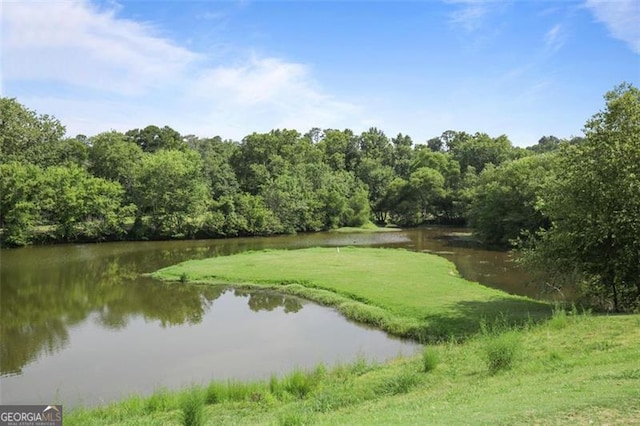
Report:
65,248,639,424
152,247,551,340
330,223,400,233
66,314,640,425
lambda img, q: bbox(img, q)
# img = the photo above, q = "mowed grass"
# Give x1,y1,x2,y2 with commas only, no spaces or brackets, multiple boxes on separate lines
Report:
152,247,551,339
66,313,640,425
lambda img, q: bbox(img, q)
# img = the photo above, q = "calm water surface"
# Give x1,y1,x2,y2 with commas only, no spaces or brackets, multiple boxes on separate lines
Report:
0,228,551,407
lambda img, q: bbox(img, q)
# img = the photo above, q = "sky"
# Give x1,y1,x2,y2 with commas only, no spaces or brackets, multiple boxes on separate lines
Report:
2,0,639,147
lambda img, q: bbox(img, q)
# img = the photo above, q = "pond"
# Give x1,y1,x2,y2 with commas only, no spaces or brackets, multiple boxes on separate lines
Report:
0,227,553,408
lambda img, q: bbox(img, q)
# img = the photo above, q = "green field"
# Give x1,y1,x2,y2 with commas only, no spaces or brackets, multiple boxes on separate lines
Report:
67,248,640,424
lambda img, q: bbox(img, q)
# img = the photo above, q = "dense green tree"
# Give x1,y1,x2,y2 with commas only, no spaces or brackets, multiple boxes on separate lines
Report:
0,162,44,245
358,127,393,166
0,97,66,166
188,136,240,198
89,131,143,199
46,137,90,168
356,157,395,223
317,129,360,172
39,165,131,241
132,150,210,237
411,148,462,221
391,133,414,179
231,129,317,194
126,125,186,153
426,136,444,152
383,167,445,226
468,154,557,246
520,84,640,311
409,167,446,222
450,132,514,173
527,135,561,153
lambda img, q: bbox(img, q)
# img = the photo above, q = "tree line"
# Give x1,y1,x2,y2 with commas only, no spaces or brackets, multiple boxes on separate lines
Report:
1,83,638,311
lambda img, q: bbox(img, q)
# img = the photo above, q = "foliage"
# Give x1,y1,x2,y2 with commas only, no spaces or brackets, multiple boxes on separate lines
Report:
40,164,132,241
1,161,131,245
0,97,67,166
519,83,640,311
126,125,186,153
88,131,143,197
467,154,557,246
449,132,514,173
0,161,43,245
2,84,635,266
132,149,210,237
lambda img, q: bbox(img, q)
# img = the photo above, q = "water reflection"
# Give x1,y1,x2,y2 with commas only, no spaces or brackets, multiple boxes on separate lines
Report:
234,289,303,313
1,227,552,389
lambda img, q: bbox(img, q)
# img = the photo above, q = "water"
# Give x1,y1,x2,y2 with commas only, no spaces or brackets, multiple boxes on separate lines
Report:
0,227,550,407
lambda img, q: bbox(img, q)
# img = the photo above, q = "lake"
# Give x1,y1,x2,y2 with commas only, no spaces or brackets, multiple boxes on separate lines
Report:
0,227,553,407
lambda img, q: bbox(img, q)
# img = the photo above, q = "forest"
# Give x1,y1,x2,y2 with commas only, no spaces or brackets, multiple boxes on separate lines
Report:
1,84,638,311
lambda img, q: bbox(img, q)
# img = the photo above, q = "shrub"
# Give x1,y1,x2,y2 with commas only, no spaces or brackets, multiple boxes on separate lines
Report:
482,331,521,374
422,347,439,372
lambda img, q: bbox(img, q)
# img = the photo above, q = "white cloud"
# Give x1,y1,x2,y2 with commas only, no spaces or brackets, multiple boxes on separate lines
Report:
447,0,490,31
2,0,200,95
585,0,640,54
545,24,565,53
1,0,363,139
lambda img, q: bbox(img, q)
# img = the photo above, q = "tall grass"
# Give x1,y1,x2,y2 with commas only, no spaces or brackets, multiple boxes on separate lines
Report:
422,347,439,372
482,331,522,374
179,387,205,426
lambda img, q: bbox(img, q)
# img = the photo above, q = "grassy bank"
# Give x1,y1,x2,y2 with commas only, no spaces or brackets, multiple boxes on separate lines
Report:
330,223,401,233
152,247,551,340
67,312,640,425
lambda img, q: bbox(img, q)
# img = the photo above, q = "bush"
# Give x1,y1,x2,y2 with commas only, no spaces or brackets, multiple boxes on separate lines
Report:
482,331,521,374
422,347,439,372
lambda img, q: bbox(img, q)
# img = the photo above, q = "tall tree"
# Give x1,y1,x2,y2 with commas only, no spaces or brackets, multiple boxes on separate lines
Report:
0,97,66,166
520,83,640,311
317,129,360,172
0,162,44,245
39,165,131,241
468,154,557,246
450,132,514,173
391,133,414,179
125,125,185,153
89,131,143,200
132,150,210,237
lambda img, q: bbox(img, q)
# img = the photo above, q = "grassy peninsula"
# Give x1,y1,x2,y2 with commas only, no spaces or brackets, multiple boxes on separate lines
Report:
152,247,551,340
66,248,640,425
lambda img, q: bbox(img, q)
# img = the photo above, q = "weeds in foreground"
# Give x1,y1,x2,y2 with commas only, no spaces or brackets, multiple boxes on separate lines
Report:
422,347,439,373
179,387,205,426
376,370,421,395
482,331,522,374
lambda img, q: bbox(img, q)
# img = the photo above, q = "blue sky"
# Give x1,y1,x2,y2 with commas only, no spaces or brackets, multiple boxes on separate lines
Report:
2,0,639,147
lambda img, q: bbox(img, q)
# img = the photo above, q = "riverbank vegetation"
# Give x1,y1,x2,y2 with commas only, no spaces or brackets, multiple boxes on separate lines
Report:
66,310,640,425
2,84,638,309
